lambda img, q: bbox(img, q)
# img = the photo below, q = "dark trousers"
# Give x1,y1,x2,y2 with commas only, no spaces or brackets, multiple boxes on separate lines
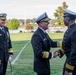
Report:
37,73,50,75
0,59,8,75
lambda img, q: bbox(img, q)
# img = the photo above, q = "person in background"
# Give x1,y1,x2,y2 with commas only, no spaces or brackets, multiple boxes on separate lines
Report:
0,13,13,75
31,12,61,75
55,9,76,75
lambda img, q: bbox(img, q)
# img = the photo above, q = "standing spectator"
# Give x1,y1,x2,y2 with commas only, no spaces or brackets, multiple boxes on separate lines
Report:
0,13,13,75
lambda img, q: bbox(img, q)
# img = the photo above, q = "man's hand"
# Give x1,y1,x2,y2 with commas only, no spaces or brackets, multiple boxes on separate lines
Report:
53,50,59,58
9,55,13,61
64,71,69,75
64,71,73,75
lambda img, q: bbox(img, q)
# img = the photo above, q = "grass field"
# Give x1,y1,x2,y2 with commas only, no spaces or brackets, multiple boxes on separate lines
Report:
6,32,66,75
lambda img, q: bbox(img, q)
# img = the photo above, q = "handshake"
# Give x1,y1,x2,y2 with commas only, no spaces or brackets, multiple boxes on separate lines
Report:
52,50,60,58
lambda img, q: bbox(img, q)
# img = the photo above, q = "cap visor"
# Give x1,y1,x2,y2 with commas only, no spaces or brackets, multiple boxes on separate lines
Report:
41,18,51,21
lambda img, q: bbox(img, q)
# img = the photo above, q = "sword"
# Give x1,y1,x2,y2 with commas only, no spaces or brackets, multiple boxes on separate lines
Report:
9,60,13,75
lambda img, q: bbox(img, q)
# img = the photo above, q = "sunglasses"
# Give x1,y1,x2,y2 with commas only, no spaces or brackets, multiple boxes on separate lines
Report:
41,21,49,22
0,19,6,21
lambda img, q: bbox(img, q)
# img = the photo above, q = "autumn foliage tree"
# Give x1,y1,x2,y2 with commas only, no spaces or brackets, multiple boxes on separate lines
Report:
54,2,68,27
25,24,33,30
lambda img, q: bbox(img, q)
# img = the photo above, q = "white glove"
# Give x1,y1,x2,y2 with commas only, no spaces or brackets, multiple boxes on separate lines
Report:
69,72,73,75
9,57,12,61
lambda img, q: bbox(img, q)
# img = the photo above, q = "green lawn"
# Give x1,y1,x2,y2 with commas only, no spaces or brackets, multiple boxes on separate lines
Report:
10,33,33,41
6,32,66,75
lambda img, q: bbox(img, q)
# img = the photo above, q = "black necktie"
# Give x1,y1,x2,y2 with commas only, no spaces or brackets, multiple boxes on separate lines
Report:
44,32,48,38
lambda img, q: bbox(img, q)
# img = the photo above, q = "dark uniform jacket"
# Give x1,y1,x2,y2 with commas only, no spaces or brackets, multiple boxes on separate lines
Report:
31,28,59,73
59,23,76,72
0,26,12,61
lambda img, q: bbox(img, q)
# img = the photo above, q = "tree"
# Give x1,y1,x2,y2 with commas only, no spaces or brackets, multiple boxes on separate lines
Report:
30,18,36,23
26,18,36,24
25,24,33,30
7,18,20,30
26,19,31,24
54,2,68,27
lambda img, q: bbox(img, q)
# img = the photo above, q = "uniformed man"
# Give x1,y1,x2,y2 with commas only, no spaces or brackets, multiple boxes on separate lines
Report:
31,12,62,75
0,13,13,75
55,9,76,75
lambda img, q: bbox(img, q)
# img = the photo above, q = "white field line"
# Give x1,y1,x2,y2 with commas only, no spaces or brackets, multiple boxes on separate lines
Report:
11,40,30,65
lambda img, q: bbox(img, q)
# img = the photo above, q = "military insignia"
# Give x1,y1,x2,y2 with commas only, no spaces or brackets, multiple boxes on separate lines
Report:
43,38,46,41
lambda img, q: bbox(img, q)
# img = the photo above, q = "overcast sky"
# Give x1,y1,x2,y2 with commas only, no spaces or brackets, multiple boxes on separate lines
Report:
0,0,76,19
